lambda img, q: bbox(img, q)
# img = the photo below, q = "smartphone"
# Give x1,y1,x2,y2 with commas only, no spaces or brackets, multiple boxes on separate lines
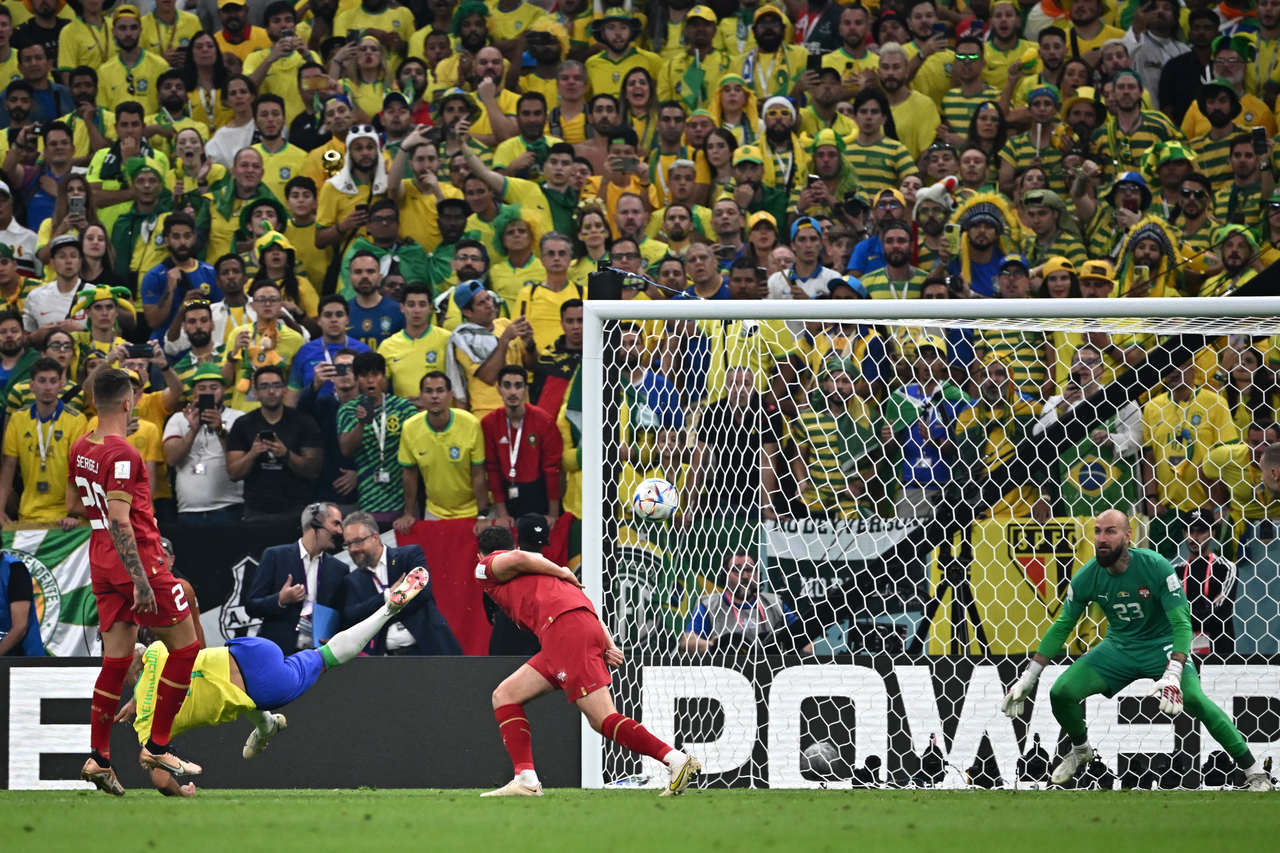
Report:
196,392,215,411
1134,265,1151,282
806,52,824,73
932,22,949,38
125,343,153,359
618,156,638,172
944,222,961,255
355,203,369,217
807,173,821,186
1252,126,1268,157
333,362,350,376
69,196,85,217
257,430,278,444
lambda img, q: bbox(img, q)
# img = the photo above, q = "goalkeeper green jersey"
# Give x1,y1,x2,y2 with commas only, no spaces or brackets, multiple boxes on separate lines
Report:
1040,546,1190,656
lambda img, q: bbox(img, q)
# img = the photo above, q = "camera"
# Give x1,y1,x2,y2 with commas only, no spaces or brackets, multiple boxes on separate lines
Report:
333,362,350,376
125,343,153,359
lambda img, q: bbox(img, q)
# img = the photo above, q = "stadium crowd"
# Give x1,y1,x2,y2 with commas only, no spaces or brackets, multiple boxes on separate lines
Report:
2,0,1280,659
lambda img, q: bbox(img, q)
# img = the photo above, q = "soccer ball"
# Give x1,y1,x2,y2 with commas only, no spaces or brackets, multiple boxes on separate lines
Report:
801,740,840,778
632,477,678,521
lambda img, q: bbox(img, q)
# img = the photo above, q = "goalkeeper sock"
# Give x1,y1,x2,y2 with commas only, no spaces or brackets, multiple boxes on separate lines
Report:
321,603,394,667
495,703,535,774
91,655,132,760
601,712,672,762
150,640,199,747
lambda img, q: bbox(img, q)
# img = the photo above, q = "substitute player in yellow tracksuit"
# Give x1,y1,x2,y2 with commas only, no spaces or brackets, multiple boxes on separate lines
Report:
119,568,429,796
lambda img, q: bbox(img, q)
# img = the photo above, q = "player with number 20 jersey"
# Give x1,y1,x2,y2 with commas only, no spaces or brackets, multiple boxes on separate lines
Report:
70,434,187,629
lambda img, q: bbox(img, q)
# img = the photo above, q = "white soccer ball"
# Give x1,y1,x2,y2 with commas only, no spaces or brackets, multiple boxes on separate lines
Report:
632,477,678,521
801,740,840,778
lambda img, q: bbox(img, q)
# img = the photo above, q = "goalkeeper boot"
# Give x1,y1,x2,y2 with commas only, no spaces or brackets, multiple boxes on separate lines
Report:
81,757,125,796
1245,772,1274,792
481,777,544,797
243,713,288,760
139,745,203,777
388,567,430,613
660,753,701,797
1050,745,1092,785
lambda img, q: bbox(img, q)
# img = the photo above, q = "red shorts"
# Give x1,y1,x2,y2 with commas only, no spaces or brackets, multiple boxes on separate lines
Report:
527,608,611,703
92,567,190,632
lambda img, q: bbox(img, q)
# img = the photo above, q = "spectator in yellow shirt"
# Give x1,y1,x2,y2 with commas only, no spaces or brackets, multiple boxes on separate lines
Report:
214,0,272,63
140,0,202,68
97,5,172,114
0,356,88,526
333,0,415,55
585,7,660,98
243,2,320,125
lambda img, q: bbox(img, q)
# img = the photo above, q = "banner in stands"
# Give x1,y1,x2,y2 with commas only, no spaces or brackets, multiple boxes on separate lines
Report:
611,656,1280,789
3,528,95,656
395,519,492,656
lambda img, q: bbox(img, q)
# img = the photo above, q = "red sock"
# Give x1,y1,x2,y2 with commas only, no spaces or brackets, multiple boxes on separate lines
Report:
149,641,198,747
91,656,132,759
494,703,535,773
601,713,672,762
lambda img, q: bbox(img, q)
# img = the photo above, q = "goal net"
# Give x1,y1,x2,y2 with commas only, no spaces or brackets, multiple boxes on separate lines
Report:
581,296,1280,790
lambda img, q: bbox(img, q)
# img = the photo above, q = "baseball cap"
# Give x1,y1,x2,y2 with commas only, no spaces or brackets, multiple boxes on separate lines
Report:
790,216,822,240
916,334,949,356
999,254,1030,274
733,146,763,166
48,234,82,255
1078,258,1114,283
382,90,410,110
686,5,717,24
1040,256,1076,278
453,279,486,311
746,210,776,232
113,4,141,20
516,513,551,548
217,0,246,8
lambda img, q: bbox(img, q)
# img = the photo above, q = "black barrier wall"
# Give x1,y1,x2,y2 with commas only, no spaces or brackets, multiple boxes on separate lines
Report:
0,657,581,790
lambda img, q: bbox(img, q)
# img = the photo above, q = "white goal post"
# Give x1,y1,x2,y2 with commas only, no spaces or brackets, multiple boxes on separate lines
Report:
580,296,1280,790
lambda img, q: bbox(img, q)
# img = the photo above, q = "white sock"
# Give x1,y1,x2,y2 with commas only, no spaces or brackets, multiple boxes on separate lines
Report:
246,709,272,735
517,769,540,787
663,749,687,768
321,604,395,666
1243,760,1264,776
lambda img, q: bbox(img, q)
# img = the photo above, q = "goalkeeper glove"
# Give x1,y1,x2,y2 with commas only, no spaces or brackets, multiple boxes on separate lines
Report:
1150,659,1184,715
1000,660,1044,718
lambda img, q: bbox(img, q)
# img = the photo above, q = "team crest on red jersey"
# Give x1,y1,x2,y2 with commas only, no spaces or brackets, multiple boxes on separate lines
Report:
1138,586,1151,599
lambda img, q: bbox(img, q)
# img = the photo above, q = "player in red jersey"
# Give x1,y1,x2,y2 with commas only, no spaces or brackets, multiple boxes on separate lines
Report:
69,367,204,795
474,523,701,797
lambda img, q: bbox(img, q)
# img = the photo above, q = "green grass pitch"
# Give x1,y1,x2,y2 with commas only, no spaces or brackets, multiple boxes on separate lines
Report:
1,789,1277,852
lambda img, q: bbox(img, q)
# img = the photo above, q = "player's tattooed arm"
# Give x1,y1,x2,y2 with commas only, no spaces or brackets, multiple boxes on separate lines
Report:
107,501,158,612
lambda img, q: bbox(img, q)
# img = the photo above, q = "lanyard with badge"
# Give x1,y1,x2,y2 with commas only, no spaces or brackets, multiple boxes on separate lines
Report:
371,402,391,484
505,416,523,499
34,402,63,493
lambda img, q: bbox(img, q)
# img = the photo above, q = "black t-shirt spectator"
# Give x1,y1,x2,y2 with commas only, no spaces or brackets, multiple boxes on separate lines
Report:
695,393,783,515
288,112,329,152
2,559,34,656
14,20,67,65
226,407,324,513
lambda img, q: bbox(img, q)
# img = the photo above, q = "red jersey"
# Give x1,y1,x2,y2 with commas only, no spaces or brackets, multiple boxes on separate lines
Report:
475,550,595,636
69,435,167,584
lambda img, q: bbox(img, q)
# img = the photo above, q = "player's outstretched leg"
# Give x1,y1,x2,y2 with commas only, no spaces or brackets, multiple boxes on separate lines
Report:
1180,665,1274,791
318,568,429,669
140,619,203,777
579,689,700,797
1047,660,1110,785
242,710,288,760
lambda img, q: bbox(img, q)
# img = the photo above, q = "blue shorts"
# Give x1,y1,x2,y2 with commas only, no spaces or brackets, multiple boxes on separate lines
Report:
226,637,326,711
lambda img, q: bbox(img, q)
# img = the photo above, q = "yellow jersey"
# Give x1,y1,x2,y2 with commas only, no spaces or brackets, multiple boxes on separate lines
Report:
222,320,306,412
397,179,464,252
286,219,332,289
397,408,485,518
319,180,376,246
1142,388,1238,511
1202,441,1280,522
2,402,88,523
216,27,273,62
242,48,322,124
254,141,309,203
133,642,255,744
378,326,452,400
586,46,661,97
451,317,525,419
473,87,521,139
139,11,203,59
490,256,548,310
57,17,113,72
333,5,415,39
515,280,582,353
97,51,173,114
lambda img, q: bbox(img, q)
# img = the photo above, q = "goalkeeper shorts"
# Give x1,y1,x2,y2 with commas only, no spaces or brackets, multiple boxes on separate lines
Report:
1077,639,1192,697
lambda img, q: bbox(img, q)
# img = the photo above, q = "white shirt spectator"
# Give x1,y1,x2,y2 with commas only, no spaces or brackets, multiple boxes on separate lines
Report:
205,122,258,168
1128,31,1185,112
22,279,91,332
164,298,260,357
1033,395,1143,457
370,545,415,650
163,407,244,512
766,265,843,299
0,212,39,278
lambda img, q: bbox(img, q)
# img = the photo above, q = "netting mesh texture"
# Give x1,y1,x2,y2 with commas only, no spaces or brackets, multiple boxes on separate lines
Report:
594,312,1280,789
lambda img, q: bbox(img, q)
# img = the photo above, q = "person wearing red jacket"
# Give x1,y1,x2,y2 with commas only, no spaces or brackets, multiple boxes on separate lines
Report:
482,365,564,528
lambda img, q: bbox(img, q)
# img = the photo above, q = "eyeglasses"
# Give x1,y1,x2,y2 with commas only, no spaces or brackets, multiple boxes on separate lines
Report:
345,531,378,546
46,341,74,351
612,251,640,260
955,53,981,62
254,295,281,304
1214,56,1245,66
1180,188,1208,199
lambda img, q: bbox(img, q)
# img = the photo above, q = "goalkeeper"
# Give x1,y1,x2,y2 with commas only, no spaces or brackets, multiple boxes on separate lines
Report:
1001,509,1273,791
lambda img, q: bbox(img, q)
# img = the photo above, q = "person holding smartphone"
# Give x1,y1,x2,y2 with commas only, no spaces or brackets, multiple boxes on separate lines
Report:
226,364,324,522
162,362,245,525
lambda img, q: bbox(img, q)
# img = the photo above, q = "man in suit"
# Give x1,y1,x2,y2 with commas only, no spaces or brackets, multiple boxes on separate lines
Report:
244,502,349,652
340,510,461,656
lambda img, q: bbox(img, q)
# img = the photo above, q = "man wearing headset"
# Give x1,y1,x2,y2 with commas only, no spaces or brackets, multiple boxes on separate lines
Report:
243,502,349,652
